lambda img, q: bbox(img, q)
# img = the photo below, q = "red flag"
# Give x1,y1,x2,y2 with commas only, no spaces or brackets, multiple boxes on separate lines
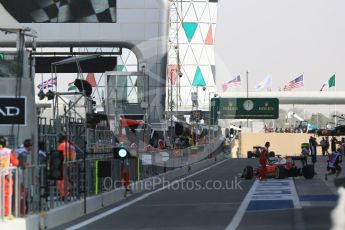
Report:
167,65,178,85
86,73,96,87
120,118,144,127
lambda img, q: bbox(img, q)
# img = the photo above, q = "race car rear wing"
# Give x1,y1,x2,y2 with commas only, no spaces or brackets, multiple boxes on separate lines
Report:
316,125,345,136
290,156,308,166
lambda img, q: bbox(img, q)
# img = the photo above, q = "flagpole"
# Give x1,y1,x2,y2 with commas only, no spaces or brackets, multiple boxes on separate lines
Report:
334,73,337,126
292,104,295,130
41,73,43,90
246,70,249,98
246,70,249,127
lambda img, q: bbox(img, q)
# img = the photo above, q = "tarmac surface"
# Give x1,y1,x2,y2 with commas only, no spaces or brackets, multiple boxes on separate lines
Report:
55,156,344,230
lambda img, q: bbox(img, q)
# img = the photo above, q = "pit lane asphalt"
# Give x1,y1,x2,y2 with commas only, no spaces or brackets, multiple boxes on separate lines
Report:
53,156,338,230
237,156,339,230
54,158,257,230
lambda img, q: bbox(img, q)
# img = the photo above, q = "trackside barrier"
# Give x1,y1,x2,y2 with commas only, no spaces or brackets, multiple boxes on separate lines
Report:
0,138,225,228
41,143,226,229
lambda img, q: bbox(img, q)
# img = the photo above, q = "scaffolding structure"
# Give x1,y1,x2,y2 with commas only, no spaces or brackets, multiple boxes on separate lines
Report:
167,0,218,115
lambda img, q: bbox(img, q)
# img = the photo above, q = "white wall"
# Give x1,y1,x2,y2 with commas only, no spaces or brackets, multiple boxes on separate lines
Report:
0,0,170,123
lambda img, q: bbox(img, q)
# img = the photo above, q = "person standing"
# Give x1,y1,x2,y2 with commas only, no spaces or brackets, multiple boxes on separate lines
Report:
14,139,33,215
325,148,342,180
15,139,33,170
57,135,76,162
57,135,76,198
321,137,327,156
37,141,48,207
309,137,318,166
121,166,132,197
331,137,337,153
37,141,47,165
325,137,330,155
0,136,19,218
309,136,314,153
258,142,270,181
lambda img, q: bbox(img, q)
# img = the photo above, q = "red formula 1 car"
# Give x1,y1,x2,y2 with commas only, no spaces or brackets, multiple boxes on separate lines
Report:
242,155,315,180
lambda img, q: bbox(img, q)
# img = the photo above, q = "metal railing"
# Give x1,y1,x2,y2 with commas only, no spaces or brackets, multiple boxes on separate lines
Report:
0,168,19,221
0,138,225,220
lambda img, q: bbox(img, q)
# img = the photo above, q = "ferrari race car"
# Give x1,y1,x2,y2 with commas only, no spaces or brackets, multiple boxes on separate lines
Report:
242,155,315,180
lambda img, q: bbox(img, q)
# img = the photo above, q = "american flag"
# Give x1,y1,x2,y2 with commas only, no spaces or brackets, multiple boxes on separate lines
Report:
37,77,57,89
222,75,241,91
283,74,304,91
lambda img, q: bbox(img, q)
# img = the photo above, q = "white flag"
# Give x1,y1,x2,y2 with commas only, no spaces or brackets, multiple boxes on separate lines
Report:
255,75,272,91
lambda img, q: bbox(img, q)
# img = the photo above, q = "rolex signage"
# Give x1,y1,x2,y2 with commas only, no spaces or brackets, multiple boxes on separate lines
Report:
210,98,279,124
0,97,26,125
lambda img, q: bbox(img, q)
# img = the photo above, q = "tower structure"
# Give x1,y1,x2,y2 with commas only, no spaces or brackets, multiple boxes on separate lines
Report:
167,0,218,121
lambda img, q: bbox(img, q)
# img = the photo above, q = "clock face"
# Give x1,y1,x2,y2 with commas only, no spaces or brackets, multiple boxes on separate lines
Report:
243,99,254,111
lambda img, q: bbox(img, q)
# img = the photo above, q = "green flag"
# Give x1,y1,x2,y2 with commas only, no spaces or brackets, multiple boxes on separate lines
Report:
68,81,77,91
328,74,335,88
320,74,335,91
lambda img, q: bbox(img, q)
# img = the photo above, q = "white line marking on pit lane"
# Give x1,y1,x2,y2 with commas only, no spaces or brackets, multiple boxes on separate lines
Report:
225,179,258,230
226,178,301,230
65,158,230,230
291,179,302,209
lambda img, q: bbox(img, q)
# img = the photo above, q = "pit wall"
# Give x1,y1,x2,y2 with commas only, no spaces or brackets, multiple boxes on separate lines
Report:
240,133,337,157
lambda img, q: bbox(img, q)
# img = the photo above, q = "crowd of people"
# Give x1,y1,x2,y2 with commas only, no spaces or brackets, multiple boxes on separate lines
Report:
264,125,306,133
309,136,344,180
0,134,78,218
0,137,38,218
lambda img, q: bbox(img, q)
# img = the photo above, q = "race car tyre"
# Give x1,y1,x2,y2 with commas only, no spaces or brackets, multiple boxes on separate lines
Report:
288,167,299,177
247,151,253,158
274,165,287,179
302,165,315,179
243,166,254,179
268,151,275,157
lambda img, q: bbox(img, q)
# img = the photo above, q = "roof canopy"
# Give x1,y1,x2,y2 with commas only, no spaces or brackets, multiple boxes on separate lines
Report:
0,3,23,32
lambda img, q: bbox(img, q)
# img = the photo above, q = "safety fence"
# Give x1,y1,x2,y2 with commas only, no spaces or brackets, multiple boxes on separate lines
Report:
0,139,225,221
0,168,19,221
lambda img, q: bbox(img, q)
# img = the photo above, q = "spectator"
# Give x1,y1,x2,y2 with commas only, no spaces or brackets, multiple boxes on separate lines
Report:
37,141,48,208
158,138,166,149
37,141,47,165
57,134,76,198
198,135,206,145
127,128,138,147
325,148,342,180
302,147,309,156
14,139,33,215
341,137,345,155
321,137,327,156
309,136,317,166
150,132,159,148
15,139,33,170
114,136,122,147
0,136,19,218
325,137,330,154
57,135,76,161
337,141,344,156
331,137,337,153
